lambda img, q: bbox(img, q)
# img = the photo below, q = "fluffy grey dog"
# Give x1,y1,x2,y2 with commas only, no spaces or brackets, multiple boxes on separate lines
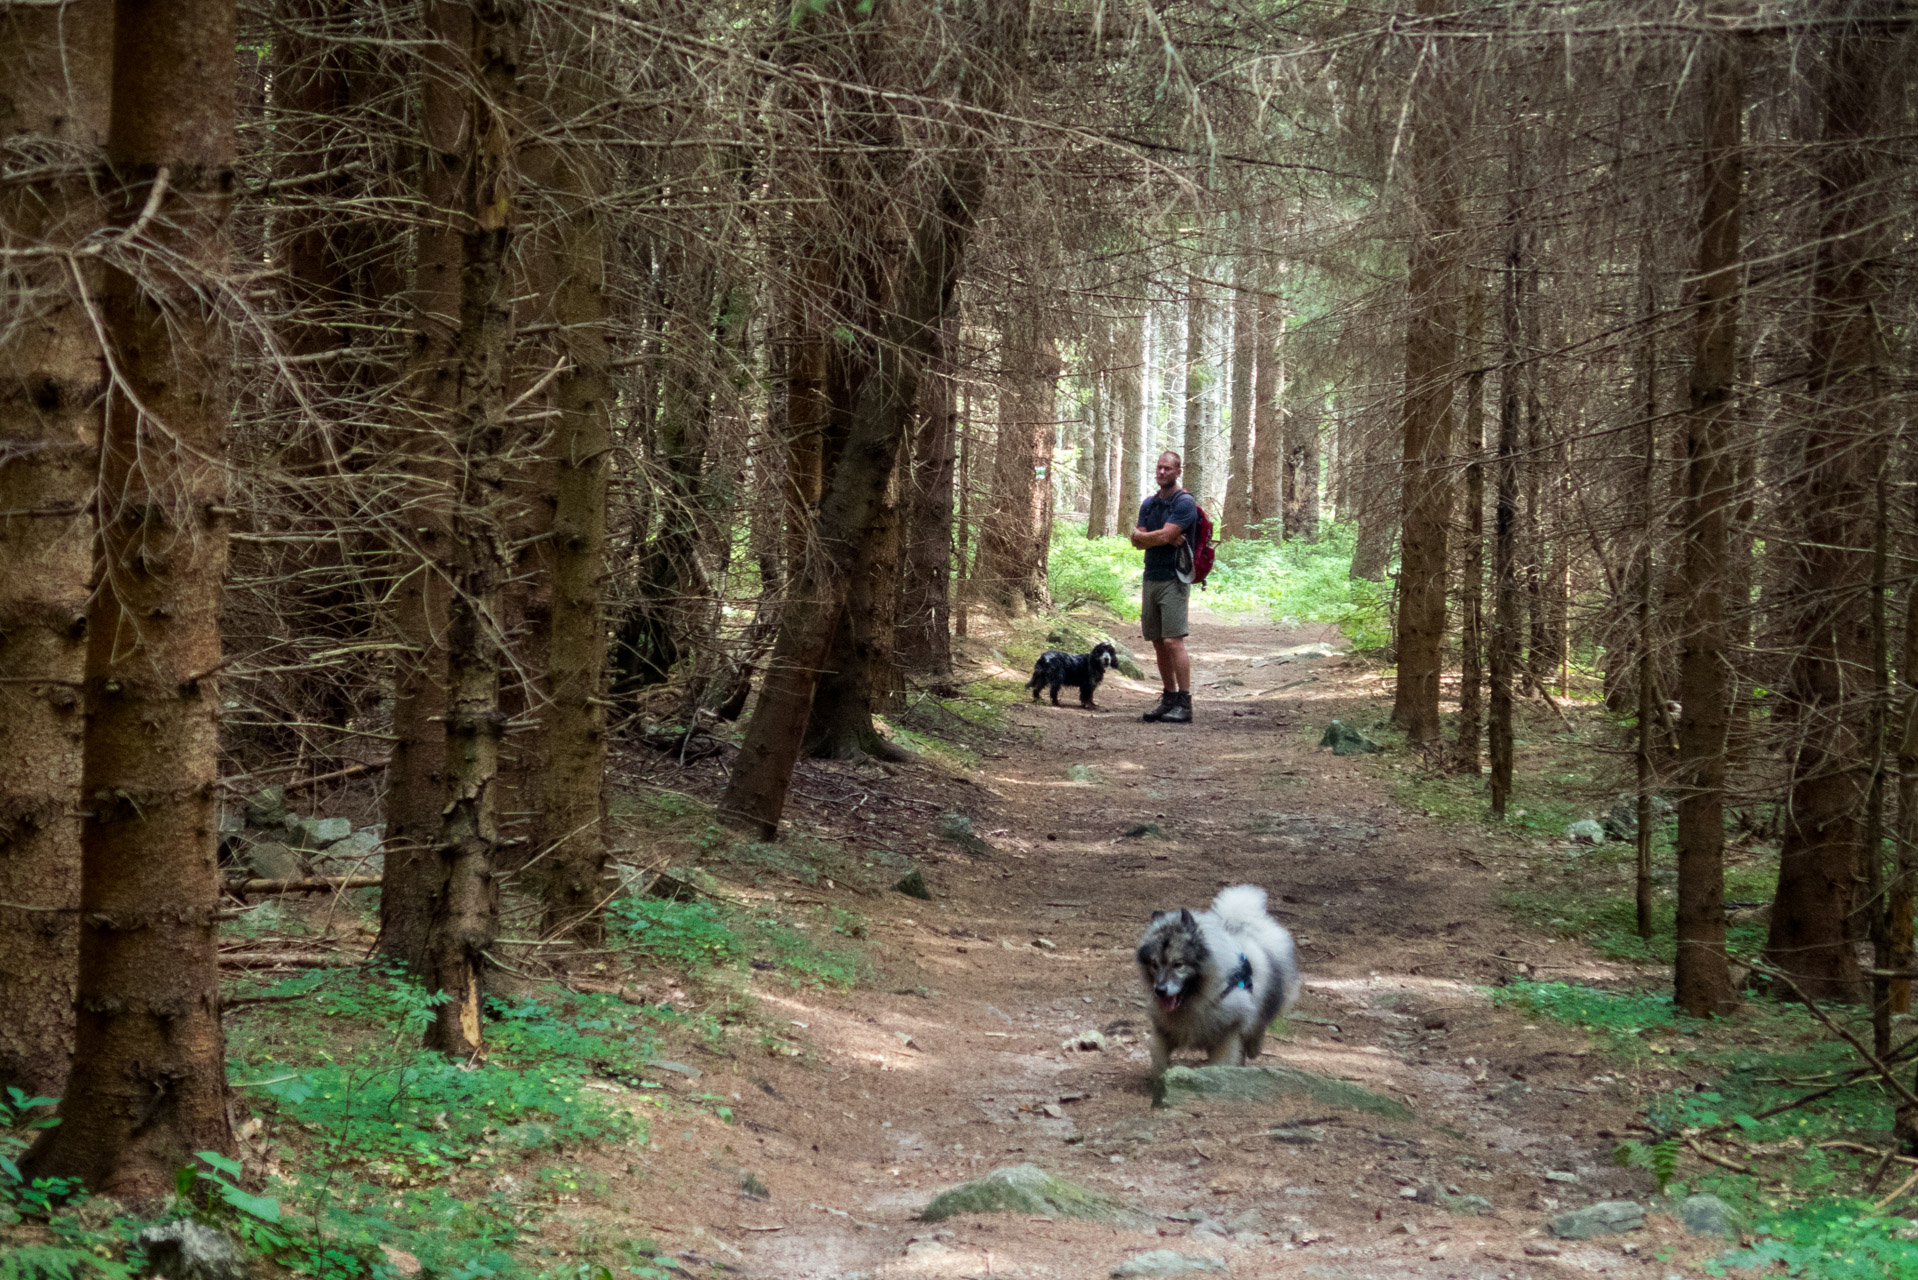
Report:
1135,885,1301,1074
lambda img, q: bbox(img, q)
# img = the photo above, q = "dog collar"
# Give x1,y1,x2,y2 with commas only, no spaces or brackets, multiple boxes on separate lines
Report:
1228,954,1252,991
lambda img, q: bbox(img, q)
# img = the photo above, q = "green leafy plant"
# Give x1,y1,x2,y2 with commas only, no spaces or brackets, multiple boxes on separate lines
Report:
179,1150,281,1225
0,1246,133,1280
1613,1137,1681,1192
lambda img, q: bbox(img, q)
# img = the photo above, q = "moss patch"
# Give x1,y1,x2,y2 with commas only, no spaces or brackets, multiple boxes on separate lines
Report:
919,1164,1151,1226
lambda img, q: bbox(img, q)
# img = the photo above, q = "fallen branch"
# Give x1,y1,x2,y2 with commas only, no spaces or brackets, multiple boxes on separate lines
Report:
228,876,383,895
1752,960,1918,1113
1876,1166,1918,1210
1683,1136,1754,1176
218,952,359,969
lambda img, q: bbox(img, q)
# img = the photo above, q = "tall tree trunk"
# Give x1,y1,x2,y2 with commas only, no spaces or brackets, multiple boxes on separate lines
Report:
1224,280,1254,539
1489,125,1523,819
1634,236,1659,941
897,310,957,676
719,162,986,837
1675,31,1742,1017
381,0,468,976
1086,326,1112,537
1453,286,1485,775
1117,304,1147,530
0,0,110,1101
423,0,520,1057
977,306,1056,613
25,0,238,1196
1182,273,1207,500
807,451,908,760
530,14,611,941
1766,2,1895,1004
1391,6,1461,749
1250,294,1282,539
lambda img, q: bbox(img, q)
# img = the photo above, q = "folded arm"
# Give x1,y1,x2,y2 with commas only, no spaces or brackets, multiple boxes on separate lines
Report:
1130,524,1187,549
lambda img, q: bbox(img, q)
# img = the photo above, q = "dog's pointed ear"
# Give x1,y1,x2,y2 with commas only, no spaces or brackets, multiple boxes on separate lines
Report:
1149,909,1166,921
1178,908,1198,929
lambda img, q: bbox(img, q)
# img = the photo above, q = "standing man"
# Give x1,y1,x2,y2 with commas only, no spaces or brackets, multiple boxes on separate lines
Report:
1131,450,1198,723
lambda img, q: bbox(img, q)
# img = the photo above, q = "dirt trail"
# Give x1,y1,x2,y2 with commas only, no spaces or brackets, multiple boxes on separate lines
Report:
618,611,1723,1279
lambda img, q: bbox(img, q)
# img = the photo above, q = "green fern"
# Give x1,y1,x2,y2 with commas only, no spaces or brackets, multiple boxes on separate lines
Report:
1612,1137,1682,1192
0,1246,132,1280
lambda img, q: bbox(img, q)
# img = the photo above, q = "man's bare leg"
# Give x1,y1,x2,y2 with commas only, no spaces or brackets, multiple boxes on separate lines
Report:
1153,636,1190,693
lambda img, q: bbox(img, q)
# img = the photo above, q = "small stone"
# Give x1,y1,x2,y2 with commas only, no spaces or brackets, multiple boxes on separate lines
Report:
319,826,384,868
1111,1250,1228,1277
1565,819,1606,845
1549,1200,1646,1239
904,1240,952,1260
243,785,289,829
136,1222,249,1280
1412,1184,1444,1204
1398,1186,1421,1200
1543,1170,1580,1183
1448,1195,1492,1216
1420,1012,1447,1029
932,812,994,857
1034,938,1057,950
1223,1208,1266,1235
1677,1193,1739,1239
293,815,353,850
1523,1242,1561,1257
893,868,932,900
1065,1029,1107,1052
242,840,305,882
1121,822,1168,840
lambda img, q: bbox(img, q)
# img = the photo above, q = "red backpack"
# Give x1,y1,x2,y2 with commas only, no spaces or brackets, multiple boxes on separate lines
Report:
1177,491,1217,588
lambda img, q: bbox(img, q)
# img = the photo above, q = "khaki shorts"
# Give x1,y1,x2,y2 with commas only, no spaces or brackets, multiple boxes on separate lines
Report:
1141,578,1190,642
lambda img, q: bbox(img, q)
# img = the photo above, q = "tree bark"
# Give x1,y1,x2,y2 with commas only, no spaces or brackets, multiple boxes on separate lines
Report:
1224,280,1254,539
719,161,987,837
1116,304,1147,531
1182,273,1207,501
529,13,611,942
1453,286,1485,775
897,310,957,677
379,0,466,976
1391,7,1461,749
1086,325,1112,537
977,306,1057,613
1676,31,1742,1017
423,0,520,1058
1250,294,1282,539
807,451,908,760
25,0,239,1196
1765,2,1895,1004
0,0,110,1101
1488,125,1523,819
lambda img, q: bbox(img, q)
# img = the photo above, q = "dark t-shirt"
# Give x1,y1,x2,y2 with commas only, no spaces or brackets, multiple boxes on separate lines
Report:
1138,489,1199,582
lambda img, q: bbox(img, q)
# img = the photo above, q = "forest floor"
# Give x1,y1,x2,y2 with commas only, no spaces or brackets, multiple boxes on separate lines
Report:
587,607,1730,1280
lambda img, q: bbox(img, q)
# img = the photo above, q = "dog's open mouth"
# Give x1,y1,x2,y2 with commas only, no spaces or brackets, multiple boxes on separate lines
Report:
1156,992,1182,1014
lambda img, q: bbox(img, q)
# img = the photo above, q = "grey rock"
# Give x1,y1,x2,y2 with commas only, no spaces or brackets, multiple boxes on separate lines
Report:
1151,1065,1412,1119
1447,1194,1492,1216
1111,1250,1227,1277
243,840,305,882
320,826,384,867
1267,1126,1325,1145
1548,1200,1646,1239
894,868,932,900
137,1221,249,1280
1543,1170,1580,1183
920,1164,1151,1227
243,785,289,830
293,816,352,850
1602,796,1674,842
1565,819,1606,846
1224,1208,1267,1235
1677,1194,1738,1239
932,812,994,858
1122,822,1168,840
1319,721,1381,755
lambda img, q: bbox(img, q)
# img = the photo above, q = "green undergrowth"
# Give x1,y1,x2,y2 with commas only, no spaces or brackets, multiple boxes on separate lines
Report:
1496,978,1918,1277
1047,519,1390,646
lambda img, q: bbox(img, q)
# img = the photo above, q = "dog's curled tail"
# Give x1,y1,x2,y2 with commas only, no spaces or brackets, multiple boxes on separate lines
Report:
1210,884,1269,924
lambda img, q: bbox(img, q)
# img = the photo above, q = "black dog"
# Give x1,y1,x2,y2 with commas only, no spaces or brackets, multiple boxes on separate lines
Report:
1027,642,1119,709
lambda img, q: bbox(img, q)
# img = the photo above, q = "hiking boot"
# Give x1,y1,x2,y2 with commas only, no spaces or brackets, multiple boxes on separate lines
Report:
1160,691,1192,724
1141,690,1177,722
